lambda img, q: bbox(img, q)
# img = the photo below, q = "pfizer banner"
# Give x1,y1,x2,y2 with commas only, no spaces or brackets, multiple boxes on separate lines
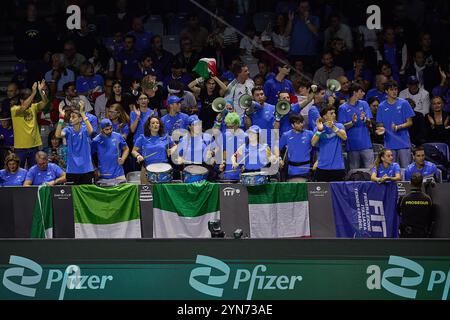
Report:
330,182,399,238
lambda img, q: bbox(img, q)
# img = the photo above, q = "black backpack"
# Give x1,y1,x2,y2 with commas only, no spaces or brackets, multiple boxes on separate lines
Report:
345,170,372,181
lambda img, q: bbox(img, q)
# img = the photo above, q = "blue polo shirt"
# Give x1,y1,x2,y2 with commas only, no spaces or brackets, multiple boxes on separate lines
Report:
338,100,373,151
130,109,157,144
279,103,301,136
365,89,387,102
75,74,104,94
161,112,189,136
0,168,27,186
62,126,94,174
308,105,321,131
404,161,437,181
250,103,275,146
289,16,320,56
376,98,415,150
263,78,295,105
280,129,313,176
112,122,130,137
91,132,128,179
314,123,346,170
134,134,174,167
25,163,64,185
371,162,401,178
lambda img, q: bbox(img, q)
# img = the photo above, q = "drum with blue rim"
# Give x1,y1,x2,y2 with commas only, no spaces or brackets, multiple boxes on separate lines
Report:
146,163,173,183
183,165,209,183
240,172,269,186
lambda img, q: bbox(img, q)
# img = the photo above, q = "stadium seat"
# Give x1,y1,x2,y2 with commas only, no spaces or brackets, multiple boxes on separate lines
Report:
231,14,247,33
253,12,275,33
162,35,180,55
167,14,187,35
423,142,450,162
144,15,164,35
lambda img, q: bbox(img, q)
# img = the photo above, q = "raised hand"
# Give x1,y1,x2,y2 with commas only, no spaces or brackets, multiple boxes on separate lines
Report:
38,79,46,92
58,104,65,118
439,67,447,81
32,82,38,93
79,100,85,114
360,111,366,122
352,113,358,123
316,118,324,131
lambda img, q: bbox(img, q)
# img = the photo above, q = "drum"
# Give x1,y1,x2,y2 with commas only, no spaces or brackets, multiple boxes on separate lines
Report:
240,172,269,186
183,165,209,183
96,178,127,187
146,163,173,183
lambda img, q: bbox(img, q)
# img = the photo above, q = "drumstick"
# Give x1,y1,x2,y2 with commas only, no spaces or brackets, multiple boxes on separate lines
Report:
144,151,158,159
282,146,288,162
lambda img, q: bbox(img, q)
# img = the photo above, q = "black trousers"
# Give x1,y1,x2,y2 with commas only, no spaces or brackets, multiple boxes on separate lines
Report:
315,169,346,182
66,172,95,185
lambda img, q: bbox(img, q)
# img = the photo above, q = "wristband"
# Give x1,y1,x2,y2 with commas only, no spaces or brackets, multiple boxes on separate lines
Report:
314,131,322,137
332,126,339,133
58,119,64,125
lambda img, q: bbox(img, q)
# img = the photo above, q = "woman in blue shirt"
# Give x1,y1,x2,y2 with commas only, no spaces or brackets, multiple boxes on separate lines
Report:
0,153,27,186
371,148,402,183
107,103,130,140
132,116,176,184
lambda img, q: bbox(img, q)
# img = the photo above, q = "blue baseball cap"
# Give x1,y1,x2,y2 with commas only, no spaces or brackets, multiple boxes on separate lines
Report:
407,75,419,85
188,115,201,126
167,95,184,105
100,118,112,129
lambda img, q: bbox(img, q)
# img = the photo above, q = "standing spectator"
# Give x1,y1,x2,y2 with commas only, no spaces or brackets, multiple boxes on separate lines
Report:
246,87,275,146
92,119,129,182
89,45,115,79
76,62,104,100
107,104,130,140
263,63,295,105
142,75,165,116
0,153,27,186
240,24,261,77
149,35,174,80
0,116,14,167
55,102,94,185
224,62,255,116
399,76,431,116
367,97,384,145
405,50,438,93
180,13,209,53
324,14,353,52
418,32,437,68
23,151,66,186
346,55,373,86
11,81,48,168
0,83,20,119
45,53,75,99
377,27,408,81
45,130,67,170
68,18,97,60
330,38,353,71
288,0,320,71
106,80,125,110
94,78,114,120
255,36,287,74
375,81,415,168
161,96,189,136
167,81,197,116
338,83,374,169
425,96,450,144
404,98,427,148
130,93,158,144
366,74,388,103
109,0,133,33
308,86,326,131
432,66,450,113
312,52,344,87
116,35,140,86
311,106,347,182
254,60,276,82
127,16,153,54
269,12,293,53
336,75,351,102
63,40,87,75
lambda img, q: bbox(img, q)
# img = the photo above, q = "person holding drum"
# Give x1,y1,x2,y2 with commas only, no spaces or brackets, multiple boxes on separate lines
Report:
217,112,247,181
132,116,177,184
176,115,214,182
91,119,129,184
276,114,314,182
161,95,190,136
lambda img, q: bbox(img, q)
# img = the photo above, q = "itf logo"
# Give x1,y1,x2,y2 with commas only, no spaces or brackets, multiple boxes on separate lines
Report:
189,255,230,298
222,187,240,197
2,255,43,297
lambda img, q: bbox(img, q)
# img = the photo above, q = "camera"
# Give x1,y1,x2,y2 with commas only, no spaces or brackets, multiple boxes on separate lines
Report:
208,220,225,238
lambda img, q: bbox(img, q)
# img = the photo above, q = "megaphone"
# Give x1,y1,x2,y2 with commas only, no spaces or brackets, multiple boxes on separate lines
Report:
275,100,291,120
238,94,255,115
212,97,227,113
326,79,341,95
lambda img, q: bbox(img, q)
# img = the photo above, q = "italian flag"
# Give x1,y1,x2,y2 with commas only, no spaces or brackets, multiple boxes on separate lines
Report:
152,182,220,238
193,58,217,79
72,184,141,238
31,186,54,238
247,183,310,238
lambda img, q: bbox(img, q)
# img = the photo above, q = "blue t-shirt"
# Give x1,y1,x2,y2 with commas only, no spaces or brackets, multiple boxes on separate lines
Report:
376,98,415,150
91,132,128,179
371,162,401,178
0,126,14,146
289,16,320,56
244,143,269,171
314,123,346,170
338,100,373,151
279,103,301,136
81,112,99,134
112,122,130,137
308,105,321,131
0,168,27,186
116,50,140,78
178,133,212,165
25,163,64,185
404,161,437,181
161,112,189,136
134,134,174,166
75,74,104,94
365,88,387,103
62,126,94,174
250,103,275,146
280,129,313,176
130,109,157,144
263,78,295,105
126,30,153,54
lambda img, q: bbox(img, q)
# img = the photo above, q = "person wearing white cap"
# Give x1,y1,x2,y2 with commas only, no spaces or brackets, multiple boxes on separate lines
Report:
91,119,129,182
161,95,190,136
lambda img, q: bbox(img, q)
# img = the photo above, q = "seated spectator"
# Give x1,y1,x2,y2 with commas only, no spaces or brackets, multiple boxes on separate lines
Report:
370,148,401,183
418,32,438,68
330,37,353,71
116,35,140,86
336,75,350,101
255,35,286,74
346,55,373,88
76,61,104,100
404,98,427,146
163,60,193,92
399,76,431,116
67,17,97,60
405,146,438,182
253,75,265,87
63,40,86,75
324,13,353,52
23,151,66,186
174,37,200,74
59,82,93,114
289,57,312,84
377,60,400,87
142,75,164,116
167,81,197,116
0,153,27,186
270,13,293,53
425,96,450,144
0,83,20,119
103,30,124,61
132,54,159,82
263,63,295,105
45,130,67,170
44,53,75,98
12,62,32,90
432,65,450,113
240,24,261,76
0,116,14,166
313,52,344,87
127,16,153,54
149,35,174,80
106,80,124,110
180,13,209,53
89,44,115,79
366,74,388,103
405,50,438,93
